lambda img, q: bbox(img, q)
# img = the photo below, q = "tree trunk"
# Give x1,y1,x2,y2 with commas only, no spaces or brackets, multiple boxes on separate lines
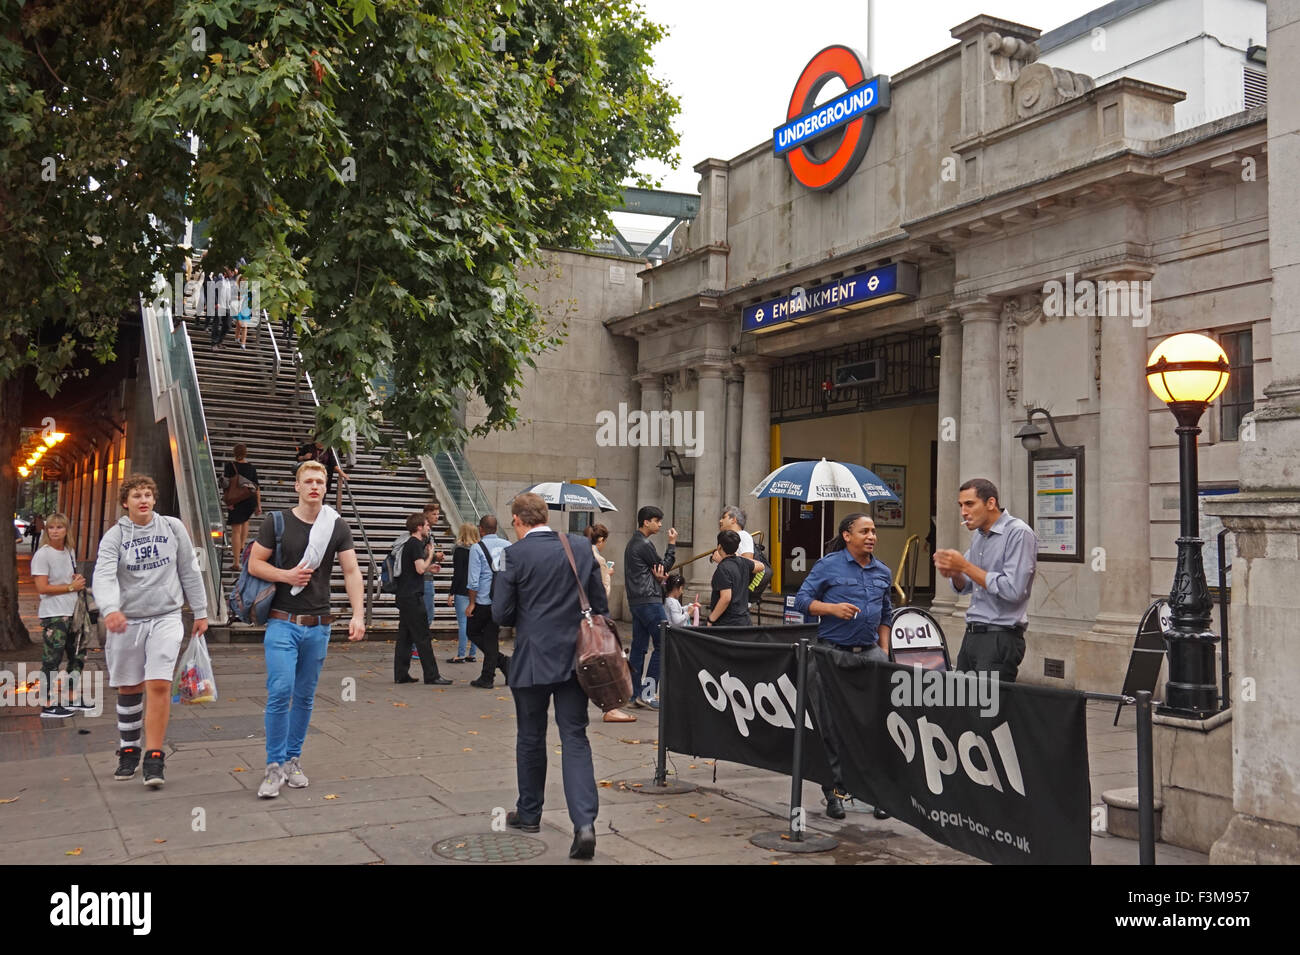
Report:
0,375,32,651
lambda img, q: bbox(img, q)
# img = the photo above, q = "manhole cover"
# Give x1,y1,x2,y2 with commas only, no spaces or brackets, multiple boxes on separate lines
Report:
433,832,547,863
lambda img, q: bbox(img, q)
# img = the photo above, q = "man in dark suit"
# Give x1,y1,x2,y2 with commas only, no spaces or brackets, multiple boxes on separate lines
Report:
491,492,604,860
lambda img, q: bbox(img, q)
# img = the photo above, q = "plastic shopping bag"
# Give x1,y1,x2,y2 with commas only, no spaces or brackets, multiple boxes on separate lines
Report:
173,634,218,704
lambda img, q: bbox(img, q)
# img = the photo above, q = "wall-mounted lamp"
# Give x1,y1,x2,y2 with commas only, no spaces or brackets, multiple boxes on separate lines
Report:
657,449,691,480
1014,407,1077,452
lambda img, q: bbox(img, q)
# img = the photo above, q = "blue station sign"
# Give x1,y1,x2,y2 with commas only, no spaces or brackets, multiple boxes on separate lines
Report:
741,263,918,334
773,76,887,157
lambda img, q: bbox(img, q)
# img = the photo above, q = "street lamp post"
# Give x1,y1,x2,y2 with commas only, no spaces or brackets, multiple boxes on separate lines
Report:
1145,333,1231,718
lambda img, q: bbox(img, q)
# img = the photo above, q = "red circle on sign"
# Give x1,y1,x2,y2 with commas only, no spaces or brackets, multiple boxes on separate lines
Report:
785,45,871,192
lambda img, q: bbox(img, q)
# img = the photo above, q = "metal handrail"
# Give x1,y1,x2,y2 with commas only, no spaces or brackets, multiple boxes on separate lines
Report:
891,534,922,606
295,349,378,628
264,309,280,393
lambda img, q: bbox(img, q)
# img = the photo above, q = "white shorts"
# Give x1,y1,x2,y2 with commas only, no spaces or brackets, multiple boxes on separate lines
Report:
105,613,185,687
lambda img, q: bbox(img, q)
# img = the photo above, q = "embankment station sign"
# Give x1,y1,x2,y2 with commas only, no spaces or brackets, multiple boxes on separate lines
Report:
741,262,918,333
774,45,890,192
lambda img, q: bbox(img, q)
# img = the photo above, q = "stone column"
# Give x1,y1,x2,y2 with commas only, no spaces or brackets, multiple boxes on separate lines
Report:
1082,268,1154,685
738,356,777,547
1202,0,1300,864
634,372,665,512
957,299,1002,488
723,368,744,509
930,312,964,619
690,363,728,591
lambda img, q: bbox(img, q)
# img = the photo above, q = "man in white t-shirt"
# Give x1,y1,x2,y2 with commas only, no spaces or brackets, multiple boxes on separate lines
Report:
716,505,763,577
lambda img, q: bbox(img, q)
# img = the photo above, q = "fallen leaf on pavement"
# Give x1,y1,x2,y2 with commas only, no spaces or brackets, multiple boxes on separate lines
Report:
598,780,612,787
66,848,83,856
0,794,21,804
688,764,697,769
656,804,666,809
463,747,473,752
232,767,245,773
631,783,643,788
780,833,790,841
479,715,491,719
153,838,166,844
323,794,339,800
688,813,697,818
619,738,641,744
392,702,408,708
496,696,508,701
467,730,478,735
700,817,711,823
655,818,665,823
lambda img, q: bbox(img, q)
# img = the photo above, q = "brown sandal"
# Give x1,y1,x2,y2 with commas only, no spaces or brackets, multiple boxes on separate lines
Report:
602,709,637,723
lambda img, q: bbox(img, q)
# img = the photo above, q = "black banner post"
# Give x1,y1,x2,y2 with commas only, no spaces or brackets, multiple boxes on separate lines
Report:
626,620,695,794
750,638,837,853
1136,689,1156,865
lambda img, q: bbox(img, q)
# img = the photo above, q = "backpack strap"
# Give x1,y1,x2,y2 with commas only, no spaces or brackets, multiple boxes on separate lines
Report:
478,540,493,573
272,510,285,568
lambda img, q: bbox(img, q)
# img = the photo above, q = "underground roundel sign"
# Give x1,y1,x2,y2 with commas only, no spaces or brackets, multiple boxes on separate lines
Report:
773,45,890,192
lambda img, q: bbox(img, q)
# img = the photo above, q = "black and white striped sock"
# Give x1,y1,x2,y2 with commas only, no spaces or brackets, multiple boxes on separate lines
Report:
117,692,143,750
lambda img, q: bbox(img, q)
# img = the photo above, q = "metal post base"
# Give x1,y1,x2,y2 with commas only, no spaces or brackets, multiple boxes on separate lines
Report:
750,830,839,853
621,778,698,795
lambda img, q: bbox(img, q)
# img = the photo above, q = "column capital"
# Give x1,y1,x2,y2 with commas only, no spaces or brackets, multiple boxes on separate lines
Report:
724,365,745,384
736,354,779,373
1084,258,1155,283
697,361,730,380
953,296,1002,323
633,371,663,389
926,308,963,330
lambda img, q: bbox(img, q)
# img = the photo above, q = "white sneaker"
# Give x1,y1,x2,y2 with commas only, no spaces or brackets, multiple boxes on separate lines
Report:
257,762,286,798
284,756,309,789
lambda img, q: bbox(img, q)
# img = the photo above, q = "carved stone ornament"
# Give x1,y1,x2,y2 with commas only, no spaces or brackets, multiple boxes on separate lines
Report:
1002,294,1042,407
1014,62,1095,118
668,222,689,260
985,31,1039,83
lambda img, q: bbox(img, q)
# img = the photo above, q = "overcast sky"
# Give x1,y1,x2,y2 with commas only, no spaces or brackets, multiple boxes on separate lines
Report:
630,0,1105,196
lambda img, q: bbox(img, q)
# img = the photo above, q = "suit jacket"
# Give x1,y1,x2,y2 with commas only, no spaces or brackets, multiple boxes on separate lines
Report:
492,529,609,688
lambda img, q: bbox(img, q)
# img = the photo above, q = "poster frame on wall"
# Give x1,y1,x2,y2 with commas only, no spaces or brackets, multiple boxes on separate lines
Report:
872,462,905,527
1027,446,1085,564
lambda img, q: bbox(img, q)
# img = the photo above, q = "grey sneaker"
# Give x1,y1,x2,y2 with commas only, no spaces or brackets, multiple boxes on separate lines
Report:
284,757,308,789
258,762,286,799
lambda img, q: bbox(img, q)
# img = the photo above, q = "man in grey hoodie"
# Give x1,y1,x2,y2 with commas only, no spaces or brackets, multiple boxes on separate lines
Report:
93,474,208,787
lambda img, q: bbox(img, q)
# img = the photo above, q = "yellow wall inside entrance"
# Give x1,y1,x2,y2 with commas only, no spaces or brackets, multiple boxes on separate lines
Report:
779,403,938,587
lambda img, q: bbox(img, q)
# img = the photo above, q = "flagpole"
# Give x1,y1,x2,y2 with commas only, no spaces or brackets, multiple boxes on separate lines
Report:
867,0,875,72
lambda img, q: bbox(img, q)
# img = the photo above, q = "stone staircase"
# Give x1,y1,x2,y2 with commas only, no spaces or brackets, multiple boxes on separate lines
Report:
185,315,458,635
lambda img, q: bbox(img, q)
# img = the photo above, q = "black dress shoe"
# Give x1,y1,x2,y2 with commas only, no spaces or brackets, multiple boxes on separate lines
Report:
425,677,452,685
569,825,596,860
506,810,540,833
395,676,418,684
469,678,494,689
824,795,846,820
873,808,890,820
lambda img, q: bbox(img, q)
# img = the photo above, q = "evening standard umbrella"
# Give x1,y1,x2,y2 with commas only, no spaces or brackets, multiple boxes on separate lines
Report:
750,458,899,556
517,481,618,513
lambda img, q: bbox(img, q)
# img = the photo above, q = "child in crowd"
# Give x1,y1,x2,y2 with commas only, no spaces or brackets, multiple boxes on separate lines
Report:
663,574,698,628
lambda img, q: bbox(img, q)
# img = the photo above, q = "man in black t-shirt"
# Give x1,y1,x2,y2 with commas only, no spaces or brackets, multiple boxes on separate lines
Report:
394,512,450,686
247,461,365,799
712,530,754,628
706,530,752,627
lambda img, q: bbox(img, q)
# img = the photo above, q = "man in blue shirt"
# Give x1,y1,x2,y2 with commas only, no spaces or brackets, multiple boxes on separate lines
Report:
795,512,893,820
467,514,510,689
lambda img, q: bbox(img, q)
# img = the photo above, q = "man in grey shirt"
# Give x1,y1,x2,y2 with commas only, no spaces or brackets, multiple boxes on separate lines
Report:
933,477,1038,682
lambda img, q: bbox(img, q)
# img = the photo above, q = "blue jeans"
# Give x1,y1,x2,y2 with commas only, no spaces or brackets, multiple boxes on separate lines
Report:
423,578,436,625
453,594,477,658
263,619,330,765
628,602,666,699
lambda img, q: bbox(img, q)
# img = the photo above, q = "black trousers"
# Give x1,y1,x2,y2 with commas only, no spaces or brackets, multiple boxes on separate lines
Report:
395,592,440,682
810,639,888,800
467,604,509,685
956,627,1025,683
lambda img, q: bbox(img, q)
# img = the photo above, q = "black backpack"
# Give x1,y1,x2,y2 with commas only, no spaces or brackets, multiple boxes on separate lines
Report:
748,538,774,599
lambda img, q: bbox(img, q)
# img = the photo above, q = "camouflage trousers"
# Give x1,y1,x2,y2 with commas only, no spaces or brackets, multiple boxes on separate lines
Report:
40,616,86,677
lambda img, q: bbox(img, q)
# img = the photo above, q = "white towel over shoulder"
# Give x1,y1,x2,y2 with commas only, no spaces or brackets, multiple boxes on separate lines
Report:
290,505,341,595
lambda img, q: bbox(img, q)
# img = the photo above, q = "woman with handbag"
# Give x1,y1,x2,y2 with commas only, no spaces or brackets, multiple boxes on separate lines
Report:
223,443,261,572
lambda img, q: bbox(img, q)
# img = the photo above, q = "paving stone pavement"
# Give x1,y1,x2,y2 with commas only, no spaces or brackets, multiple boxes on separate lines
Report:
0,641,1208,865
